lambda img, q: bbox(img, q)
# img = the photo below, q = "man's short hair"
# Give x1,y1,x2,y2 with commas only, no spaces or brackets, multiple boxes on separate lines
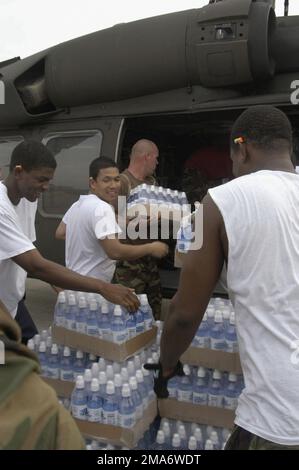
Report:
231,105,293,154
9,140,56,172
89,156,118,179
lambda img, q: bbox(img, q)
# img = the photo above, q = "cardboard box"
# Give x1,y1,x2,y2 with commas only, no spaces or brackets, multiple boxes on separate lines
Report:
181,346,242,374
52,325,157,362
43,377,74,398
158,398,234,429
75,399,157,448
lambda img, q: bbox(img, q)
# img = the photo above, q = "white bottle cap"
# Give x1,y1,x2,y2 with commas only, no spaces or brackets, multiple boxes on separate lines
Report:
135,370,144,383
39,341,46,353
106,380,115,395
58,291,66,302
172,433,181,448
228,372,237,382
89,353,97,361
91,378,100,392
212,369,222,380
152,352,159,363
127,360,135,374
27,339,35,351
183,364,191,376
46,337,52,349
98,371,107,385
34,334,41,346
51,343,58,354
121,367,129,382
91,363,99,378
113,305,122,316
140,294,148,304
129,377,138,390
230,312,236,325
84,369,92,382
194,427,202,441
156,430,165,445
197,366,206,378
134,354,141,369
79,297,87,308
162,422,171,436
121,383,131,398
76,375,85,389
98,357,106,370
76,350,84,359
188,436,197,450
86,445,92,450
114,374,123,388
214,310,223,323
210,431,219,444
178,424,187,439
222,308,230,320
63,346,71,357
89,299,98,311
101,302,110,314
205,439,214,450
68,294,76,306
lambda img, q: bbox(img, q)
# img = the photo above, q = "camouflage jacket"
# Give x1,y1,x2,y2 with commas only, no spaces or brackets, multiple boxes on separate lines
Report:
0,301,84,450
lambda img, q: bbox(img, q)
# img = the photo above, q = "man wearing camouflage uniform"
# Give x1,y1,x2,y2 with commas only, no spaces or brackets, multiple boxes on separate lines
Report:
0,300,84,450
114,139,162,319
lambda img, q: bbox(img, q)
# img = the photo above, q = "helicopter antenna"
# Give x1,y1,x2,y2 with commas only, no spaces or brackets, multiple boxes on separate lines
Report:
284,0,289,16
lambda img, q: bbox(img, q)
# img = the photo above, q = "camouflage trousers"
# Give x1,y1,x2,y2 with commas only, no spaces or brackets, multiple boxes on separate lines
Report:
113,256,162,320
225,426,299,450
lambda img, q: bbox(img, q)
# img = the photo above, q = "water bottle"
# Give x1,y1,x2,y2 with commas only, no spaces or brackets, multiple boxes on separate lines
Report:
206,306,215,328
210,430,221,450
46,336,52,355
76,296,88,334
121,367,129,385
38,341,48,376
106,364,115,381
98,357,106,372
208,369,224,408
87,353,97,369
177,219,192,254
139,294,153,330
34,334,41,350
73,350,85,380
171,433,183,451
193,366,208,405
188,436,197,451
60,346,74,381
98,301,111,341
83,369,93,398
127,360,136,378
119,384,136,428
223,373,238,410
111,306,128,344
47,343,60,379
114,374,123,401
193,427,203,450
194,313,210,349
54,291,66,327
27,338,35,353
161,422,172,447
134,354,142,370
142,365,155,403
129,377,143,421
65,293,77,331
205,439,214,450
113,361,121,374
177,365,193,403
102,381,118,426
210,311,226,351
87,378,102,422
126,313,136,339
225,312,238,353
91,362,99,379
71,375,87,420
178,424,188,448
222,307,231,332
135,306,145,335
86,299,99,337
136,369,149,410
98,371,107,400
152,430,166,451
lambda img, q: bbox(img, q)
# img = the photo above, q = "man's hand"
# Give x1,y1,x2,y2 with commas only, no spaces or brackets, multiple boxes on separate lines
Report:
149,241,169,259
143,360,184,398
100,283,139,312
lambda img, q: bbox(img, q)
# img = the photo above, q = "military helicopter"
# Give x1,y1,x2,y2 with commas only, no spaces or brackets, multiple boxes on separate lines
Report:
0,0,298,296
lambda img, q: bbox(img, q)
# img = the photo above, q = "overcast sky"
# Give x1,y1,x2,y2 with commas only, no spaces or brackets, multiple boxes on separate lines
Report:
0,0,298,62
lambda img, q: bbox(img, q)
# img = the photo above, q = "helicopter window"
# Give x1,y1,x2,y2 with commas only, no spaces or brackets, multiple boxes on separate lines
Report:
0,136,24,180
41,131,102,217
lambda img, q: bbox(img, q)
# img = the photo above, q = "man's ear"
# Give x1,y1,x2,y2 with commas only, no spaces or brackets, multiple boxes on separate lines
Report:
89,177,95,190
13,165,24,178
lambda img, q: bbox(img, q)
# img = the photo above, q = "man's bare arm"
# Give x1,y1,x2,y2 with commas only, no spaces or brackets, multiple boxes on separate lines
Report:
100,237,168,260
55,221,66,240
160,194,225,375
12,249,139,311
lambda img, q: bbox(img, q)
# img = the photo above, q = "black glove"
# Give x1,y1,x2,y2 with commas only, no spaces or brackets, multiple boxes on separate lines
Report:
143,360,185,399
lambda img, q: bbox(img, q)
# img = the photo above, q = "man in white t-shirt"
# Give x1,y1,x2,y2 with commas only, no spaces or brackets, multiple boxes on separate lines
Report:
146,106,299,449
55,157,168,281
0,141,140,341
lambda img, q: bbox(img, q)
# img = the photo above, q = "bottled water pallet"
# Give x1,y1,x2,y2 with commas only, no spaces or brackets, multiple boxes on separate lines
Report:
158,398,234,430
181,347,242,374
127,203,183,222
52,325,157,362
75,400,157,448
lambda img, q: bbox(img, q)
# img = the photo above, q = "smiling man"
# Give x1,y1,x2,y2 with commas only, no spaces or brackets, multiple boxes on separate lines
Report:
56,156,168,282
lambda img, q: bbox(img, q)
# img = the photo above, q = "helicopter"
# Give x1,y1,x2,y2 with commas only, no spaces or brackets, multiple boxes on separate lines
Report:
0,0,298,296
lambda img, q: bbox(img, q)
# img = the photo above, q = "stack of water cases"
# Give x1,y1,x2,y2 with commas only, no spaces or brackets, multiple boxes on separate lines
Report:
38,291,159,448
154,299,243,450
